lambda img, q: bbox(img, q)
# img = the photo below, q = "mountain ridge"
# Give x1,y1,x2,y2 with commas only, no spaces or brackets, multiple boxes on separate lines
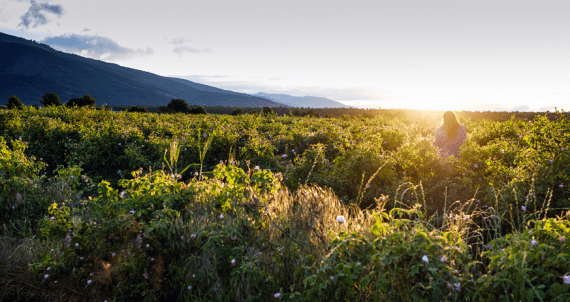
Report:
0,31,286,107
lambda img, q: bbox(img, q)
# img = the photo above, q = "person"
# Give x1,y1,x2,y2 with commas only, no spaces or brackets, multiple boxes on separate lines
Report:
433,111,466,160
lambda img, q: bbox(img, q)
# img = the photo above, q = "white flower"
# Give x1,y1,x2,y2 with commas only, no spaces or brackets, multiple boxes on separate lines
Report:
454,283,461,291
146,244,150,248
336,215,345,224
521,206,526,211
274,293,281,298
564,275,570,285
231,259,236,265
44,274,49,279
188,285,193,290
531,239,538,246
441,255,447,262
220,214,224,219
130,210,135,214
422,255,429,264
87,280,92,285
75,243,79,247
254,166,260,170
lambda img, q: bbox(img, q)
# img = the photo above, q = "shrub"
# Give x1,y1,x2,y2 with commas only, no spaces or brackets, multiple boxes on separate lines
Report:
6,95,23,110
166,98,190,113
126,106,149,113
66,94,96,108
40,92,62,107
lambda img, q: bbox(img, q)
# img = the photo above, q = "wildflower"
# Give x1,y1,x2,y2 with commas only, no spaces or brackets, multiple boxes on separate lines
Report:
143,270,149,279
560,184,564,188
151,258,154,261
292,149,295,153
220,214,224,219
564,275,570,285
231,259,236,265
191,234,196,239
87,280,92,285
130,210,135,214
531,239,538,246
521,206,526,211
188,285,193,290
422,255,429,263
75,243,79,247
44,274,49,279
559,236,565,243
90,273,94,276
463,215,470,221
454,283,461,292
194,172,199,176
254,166,260,170
232,236,237,240
561,147,565,151
120,191,126,198
54,281,57,283
441,256,447,262
336,215,345,224
274,293,281,298
50,216,55,220
146,244,150,248
501,149,504,153
47,267,51,271
550,159,554,163
474,164,479,168
181,236,184,240
366,183,370,188
330,276,334,280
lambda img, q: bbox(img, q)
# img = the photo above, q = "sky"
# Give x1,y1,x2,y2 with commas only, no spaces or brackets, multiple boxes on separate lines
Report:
1,0,569,111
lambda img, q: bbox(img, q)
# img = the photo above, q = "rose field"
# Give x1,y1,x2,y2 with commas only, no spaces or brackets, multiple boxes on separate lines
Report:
0,106,569,301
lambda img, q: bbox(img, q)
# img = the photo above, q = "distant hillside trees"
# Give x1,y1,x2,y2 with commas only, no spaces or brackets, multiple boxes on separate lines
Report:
158,99,207,114
40,92,62,107
232,108,244,116
126,105,148,113
6,95,23,109
167,98,190,113
261,106,274,116
189,105,207,115
66,94,96,108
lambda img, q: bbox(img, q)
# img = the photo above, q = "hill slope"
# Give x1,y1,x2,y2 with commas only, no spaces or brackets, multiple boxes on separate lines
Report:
254,92,351,108
0,32,286,107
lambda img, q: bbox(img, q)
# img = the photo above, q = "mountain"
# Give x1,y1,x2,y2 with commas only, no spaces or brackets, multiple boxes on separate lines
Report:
254,92,352,108
0,32,286,107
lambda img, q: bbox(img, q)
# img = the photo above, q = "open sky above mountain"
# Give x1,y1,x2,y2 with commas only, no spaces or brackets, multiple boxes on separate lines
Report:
1,0,569,111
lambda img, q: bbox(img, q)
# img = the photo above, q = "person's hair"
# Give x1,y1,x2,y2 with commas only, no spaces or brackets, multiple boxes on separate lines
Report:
442,111,460,140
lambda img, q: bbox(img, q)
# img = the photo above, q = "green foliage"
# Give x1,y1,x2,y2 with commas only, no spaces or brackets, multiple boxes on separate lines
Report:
40,92,62,107
127,105,149,113
261,106,274,116
66,94,96,108
189,105,207,115
232,108,244,116
6,95,23,110
474,217,570,301
167,98,190,113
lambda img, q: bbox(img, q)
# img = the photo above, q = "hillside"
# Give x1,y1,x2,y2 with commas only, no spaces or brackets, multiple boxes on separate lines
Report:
0,32,286,107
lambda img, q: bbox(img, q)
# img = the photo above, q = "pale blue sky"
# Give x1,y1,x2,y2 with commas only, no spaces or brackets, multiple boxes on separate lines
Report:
1,0,569,111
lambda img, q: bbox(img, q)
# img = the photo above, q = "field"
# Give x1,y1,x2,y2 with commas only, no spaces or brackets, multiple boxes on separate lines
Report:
1,106,569,301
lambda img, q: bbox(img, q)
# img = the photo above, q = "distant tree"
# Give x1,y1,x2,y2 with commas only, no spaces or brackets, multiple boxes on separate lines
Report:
290,108,302,117
189,105,207,115
66,94,96,108
6,95,23,109
232,108,244,116
167,98,190,113
261,106,274,116
126,105,148,113
40,92,62,107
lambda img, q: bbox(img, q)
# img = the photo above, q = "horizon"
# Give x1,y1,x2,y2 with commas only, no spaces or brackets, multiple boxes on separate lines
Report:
1,0,569,111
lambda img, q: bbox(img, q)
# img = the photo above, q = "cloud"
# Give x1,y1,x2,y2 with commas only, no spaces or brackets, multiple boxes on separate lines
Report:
17,0,65,29
82,27,90,32
172,45,213,56
169,38,190,45
40,33,153,61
